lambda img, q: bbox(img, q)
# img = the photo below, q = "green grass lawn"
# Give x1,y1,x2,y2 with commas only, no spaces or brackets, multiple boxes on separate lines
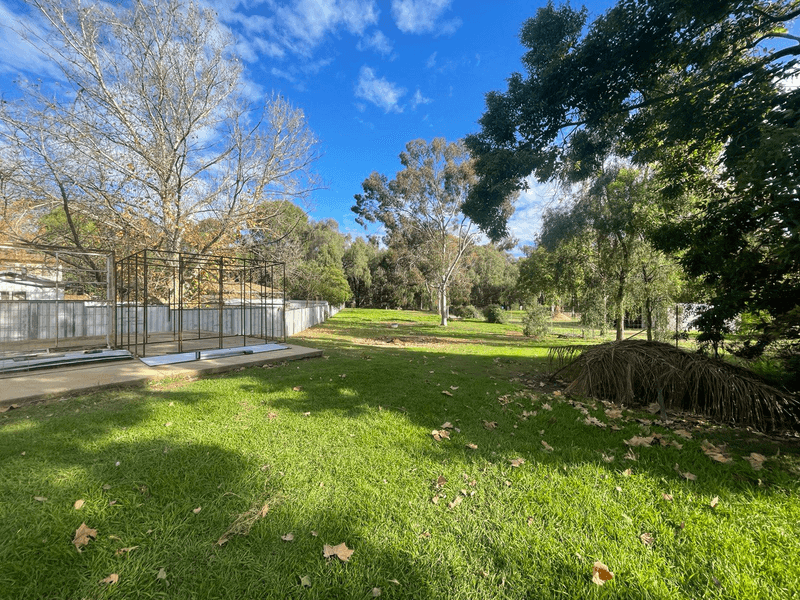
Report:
1,308,798,599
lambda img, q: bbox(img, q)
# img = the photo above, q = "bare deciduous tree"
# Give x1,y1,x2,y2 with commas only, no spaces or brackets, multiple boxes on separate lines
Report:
0,0,319,260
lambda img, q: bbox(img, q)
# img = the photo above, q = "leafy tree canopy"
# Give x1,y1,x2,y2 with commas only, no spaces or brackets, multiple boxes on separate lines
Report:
465,0,800,337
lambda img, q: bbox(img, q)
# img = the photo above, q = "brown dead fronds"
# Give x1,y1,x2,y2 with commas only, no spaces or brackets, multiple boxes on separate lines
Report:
549,340,799,431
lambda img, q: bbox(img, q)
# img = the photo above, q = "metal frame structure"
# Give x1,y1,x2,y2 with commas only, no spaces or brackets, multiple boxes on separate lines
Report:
0,244,115,359
115,250,285,357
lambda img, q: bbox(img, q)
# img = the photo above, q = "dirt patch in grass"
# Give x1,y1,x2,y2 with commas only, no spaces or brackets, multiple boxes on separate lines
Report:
350,335,455,348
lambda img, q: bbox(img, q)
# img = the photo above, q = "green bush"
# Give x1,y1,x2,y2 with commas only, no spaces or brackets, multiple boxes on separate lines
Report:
522,304,551,338
484,304,508,324
451,304,482,319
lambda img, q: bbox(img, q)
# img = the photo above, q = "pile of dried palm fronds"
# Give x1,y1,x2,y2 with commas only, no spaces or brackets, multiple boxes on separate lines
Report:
548,340,799,431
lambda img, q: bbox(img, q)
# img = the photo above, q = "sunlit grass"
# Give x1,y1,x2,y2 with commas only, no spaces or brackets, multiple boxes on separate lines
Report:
0,308,797,599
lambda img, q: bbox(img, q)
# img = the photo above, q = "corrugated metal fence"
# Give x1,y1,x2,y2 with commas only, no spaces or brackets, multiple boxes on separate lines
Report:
0,300,340,353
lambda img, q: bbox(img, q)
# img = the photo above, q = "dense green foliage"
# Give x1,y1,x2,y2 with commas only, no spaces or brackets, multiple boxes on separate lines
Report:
484,304,509,324
528,167,684,341
522,304,551,338
464,0,800,364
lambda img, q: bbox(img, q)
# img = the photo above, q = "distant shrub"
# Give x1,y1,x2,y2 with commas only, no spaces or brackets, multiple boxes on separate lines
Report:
484,304,508,324
451,304,482,319
522,305,551,338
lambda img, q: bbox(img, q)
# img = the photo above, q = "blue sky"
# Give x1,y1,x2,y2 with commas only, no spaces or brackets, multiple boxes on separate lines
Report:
0,0,611,248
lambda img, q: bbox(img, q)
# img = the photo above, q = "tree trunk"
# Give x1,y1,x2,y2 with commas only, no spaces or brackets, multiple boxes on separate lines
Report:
615,286,625,341
645,296,653,341
440,285,448,326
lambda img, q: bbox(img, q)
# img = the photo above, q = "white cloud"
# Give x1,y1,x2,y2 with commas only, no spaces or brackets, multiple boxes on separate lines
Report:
391,0,461,35
411,88,432,109
357,30,394,56
507,177,560,248
0,1,66,80
425,51,437,69
354,66,406,113
214,0,379,58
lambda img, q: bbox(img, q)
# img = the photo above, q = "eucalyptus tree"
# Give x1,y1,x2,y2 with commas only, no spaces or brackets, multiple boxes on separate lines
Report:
538,167,684,340
342,237,376,307
0,0,319,260
352,138,478,325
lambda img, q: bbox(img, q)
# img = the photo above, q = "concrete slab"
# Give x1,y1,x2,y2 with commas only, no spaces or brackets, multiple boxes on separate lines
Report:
0,344,323,406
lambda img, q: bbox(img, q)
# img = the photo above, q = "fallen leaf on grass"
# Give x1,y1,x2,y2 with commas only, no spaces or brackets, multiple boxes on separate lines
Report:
267,412,278,420
662,493,674,501
584,416,607,428
591,561,614,585
541,440,553,452
441,390,453,397
73,522,97,552
73,499,85,510
745,452,766,471
431,495,440,504
450,386,459,391
300,575,312,588
605,408,623,419
99,574,119,585
192,507,202,514
466,443,478,450
436,475,447,488
509,458,525,468
542,403,552,411
102,484,112,490
448,496,462,509
0,404,21,413
640,533,654,547
302,412,311,417
323,542,354,562
440,422,454,429
372,588,382,597
624,449,638,461
701,440,732,464
292,386,303,392
601,453,615,463
156,567,167,581
710,496,719,509
431,429,450,441
483,421,497,430
674,464,697,481
33,496,47,502
115,546,138,556
625,435,655,447
622,468,633,477
673,428,693,439
281,533,294,542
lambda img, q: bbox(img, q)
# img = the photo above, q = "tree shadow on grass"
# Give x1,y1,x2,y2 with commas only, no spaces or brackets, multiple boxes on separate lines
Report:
1,333,798,598
234,340,799,500
0,407,439,599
